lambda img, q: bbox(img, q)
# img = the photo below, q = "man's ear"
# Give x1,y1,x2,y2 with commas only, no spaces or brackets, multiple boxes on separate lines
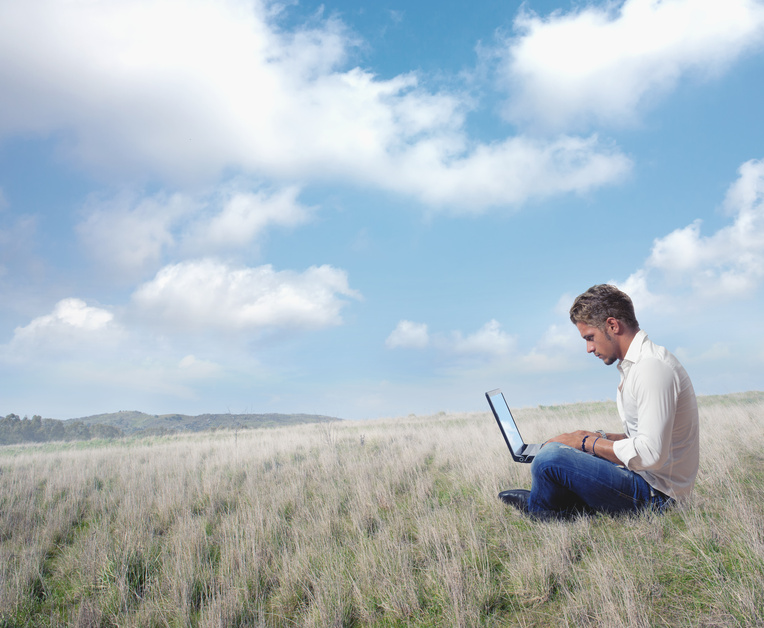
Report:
605,317,622,335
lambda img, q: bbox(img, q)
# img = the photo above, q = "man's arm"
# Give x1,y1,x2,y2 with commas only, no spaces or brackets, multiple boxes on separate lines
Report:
544,430,626,465
604,432,627,441
613,358,678,470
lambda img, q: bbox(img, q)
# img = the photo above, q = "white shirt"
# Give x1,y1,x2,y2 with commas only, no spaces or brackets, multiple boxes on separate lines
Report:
612,330,699,501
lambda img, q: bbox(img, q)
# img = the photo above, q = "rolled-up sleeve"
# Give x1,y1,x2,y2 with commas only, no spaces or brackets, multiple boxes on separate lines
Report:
613,357,679,471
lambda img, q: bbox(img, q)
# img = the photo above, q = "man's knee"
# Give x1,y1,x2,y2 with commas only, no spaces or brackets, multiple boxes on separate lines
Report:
531,442,578,479
532,441,565,466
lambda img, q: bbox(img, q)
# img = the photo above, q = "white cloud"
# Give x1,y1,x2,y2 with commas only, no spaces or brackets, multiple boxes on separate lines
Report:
501,0,764,130
5,298,122,354
389,134,632,210
386,320,429,349
622,158,764,305
201,186,309,248
34,298,113,330
517,320,589,373
0,213,38,279
77,185,311,279
77,192,191,279
615,269,663,313
384,312,600,380
0,299,266,405
449,319,516,356
178,354,223,378
674,342,732,364
0,0,630,210
131,258,361,331
387,319,516,358
536,322,580,355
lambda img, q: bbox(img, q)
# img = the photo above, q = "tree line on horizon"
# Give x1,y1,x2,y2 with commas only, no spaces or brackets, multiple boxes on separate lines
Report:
0,409,340,445
0,414,124,445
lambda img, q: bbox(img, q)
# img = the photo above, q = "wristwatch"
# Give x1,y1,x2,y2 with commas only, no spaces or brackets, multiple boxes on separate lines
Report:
596,429,607,438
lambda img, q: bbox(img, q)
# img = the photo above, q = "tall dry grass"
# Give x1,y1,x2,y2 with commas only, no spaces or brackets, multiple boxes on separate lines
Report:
1,393,763,627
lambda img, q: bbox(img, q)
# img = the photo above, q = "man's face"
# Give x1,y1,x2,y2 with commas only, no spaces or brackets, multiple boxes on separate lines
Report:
576,321,619,366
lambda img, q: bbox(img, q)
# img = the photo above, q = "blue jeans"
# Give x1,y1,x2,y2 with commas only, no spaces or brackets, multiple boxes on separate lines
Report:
528,442,673,518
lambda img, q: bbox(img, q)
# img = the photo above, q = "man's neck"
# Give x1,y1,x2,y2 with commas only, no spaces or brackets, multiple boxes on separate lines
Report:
617,327,640,361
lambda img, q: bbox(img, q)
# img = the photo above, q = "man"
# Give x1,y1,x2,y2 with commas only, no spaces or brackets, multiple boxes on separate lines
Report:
499,284,699,519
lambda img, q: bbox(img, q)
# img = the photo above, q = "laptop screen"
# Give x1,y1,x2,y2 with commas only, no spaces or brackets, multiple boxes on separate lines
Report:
487,389,525,454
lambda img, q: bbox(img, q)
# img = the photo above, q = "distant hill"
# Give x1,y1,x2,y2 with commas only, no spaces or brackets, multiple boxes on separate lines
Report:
73,411,342,435
0,414,123,445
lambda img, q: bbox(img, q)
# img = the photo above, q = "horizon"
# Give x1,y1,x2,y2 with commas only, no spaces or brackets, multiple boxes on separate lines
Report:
8,389,764,424
2,0,764,420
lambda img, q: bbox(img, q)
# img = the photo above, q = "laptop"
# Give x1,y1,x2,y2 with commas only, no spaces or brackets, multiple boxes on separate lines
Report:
485,388,542,463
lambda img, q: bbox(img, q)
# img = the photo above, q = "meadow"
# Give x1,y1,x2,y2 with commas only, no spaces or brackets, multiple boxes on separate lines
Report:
1,393,762,627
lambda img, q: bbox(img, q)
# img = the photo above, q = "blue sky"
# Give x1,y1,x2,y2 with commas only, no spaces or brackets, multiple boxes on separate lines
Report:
2,0,764,421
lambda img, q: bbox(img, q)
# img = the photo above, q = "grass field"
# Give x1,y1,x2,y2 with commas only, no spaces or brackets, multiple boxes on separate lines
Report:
1,393,763,627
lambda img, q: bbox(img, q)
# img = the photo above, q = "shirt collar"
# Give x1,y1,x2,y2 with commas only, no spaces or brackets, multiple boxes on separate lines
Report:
620,329,647,367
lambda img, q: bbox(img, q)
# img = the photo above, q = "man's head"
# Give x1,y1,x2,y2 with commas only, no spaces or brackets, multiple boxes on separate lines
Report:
569,284,640,365
569,284,639,331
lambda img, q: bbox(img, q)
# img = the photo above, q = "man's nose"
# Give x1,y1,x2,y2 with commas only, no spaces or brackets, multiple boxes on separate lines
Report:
586,341,595,353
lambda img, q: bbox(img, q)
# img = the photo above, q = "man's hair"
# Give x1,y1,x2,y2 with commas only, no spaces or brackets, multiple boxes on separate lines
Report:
569,284,639,331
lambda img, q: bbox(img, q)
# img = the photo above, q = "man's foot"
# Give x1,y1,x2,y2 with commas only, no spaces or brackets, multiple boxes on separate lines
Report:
498,489,530,512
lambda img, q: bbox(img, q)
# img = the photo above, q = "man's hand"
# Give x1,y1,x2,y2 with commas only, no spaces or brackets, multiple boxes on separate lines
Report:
544,430,600,451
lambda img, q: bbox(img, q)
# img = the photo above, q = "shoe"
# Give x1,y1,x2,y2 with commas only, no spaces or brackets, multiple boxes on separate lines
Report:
498,489,530,512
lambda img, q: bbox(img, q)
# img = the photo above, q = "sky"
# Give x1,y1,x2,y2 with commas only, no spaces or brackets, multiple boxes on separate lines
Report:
2,0,764,421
